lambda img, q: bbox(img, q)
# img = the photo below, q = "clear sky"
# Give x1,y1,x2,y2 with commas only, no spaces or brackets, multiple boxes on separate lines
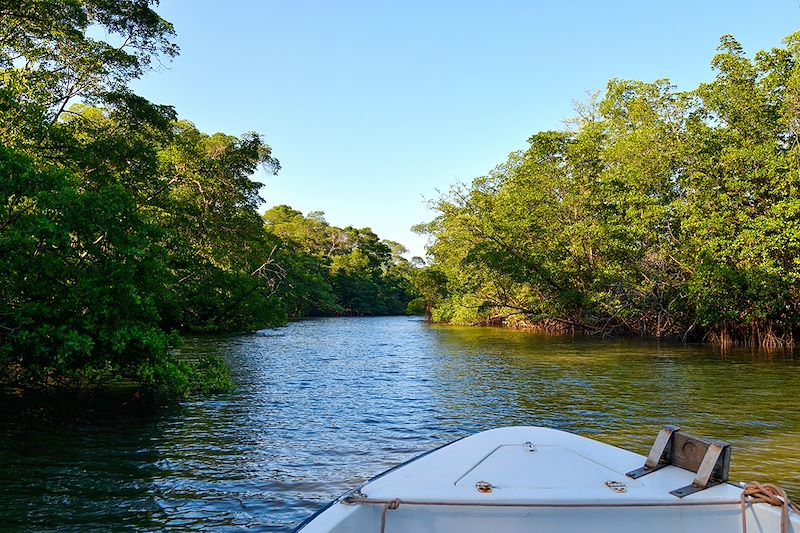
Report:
131,1,800,258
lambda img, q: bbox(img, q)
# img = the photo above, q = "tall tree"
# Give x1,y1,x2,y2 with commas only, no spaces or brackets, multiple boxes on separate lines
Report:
0,1,229,395
155,121,283,331
418,32,800,347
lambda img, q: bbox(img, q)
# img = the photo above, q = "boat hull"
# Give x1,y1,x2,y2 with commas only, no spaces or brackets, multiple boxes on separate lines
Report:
296,426,798,532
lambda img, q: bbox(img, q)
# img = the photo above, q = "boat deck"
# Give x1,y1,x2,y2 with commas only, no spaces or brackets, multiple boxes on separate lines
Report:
360,426,744,505
298,427,794,533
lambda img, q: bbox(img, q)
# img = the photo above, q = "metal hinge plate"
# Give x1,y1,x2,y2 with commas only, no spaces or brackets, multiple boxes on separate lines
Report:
626,425,731,498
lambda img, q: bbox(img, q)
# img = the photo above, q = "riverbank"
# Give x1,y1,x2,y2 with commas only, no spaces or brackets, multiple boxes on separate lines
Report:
453,315,798,350
412,34,800,353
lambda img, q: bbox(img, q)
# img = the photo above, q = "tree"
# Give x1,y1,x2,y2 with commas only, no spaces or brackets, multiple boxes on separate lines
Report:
0,0,237,395
679,34,800,346
0,0,177,132
263,206,417,317
418,32,800,347
0,146,187,393
155,121,283,331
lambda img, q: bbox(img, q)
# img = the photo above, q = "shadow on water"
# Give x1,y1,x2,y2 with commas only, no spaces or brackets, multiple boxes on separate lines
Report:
0,396,166,531
1,316,799,531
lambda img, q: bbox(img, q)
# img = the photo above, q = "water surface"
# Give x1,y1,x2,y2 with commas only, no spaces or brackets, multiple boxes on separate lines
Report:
2,316,799,530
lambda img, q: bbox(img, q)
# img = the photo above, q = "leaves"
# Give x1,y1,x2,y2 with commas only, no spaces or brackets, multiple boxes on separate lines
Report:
263,206,417,317
420,33,800,346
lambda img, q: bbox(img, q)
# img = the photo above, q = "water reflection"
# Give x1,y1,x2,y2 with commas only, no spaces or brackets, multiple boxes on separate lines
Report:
0,403,165,531
1,317,798,531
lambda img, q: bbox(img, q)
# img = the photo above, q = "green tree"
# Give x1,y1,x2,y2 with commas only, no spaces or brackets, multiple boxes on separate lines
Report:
263,206,417,316
0,146,187,393
0,0,177,152
679,34,800,346
419,32,800,347
155,120,283,331
0,1,237,395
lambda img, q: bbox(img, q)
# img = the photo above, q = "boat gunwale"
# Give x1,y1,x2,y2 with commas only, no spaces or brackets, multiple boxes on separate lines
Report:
339,494,746,508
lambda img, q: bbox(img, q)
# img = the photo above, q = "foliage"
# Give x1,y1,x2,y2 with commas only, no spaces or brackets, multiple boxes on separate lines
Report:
0,1,417,397
189,355,233,395
0,1,417,399
264,205,417,316
0,1,189,396
0,145,183,393
417,33,800,347
154,120,283,332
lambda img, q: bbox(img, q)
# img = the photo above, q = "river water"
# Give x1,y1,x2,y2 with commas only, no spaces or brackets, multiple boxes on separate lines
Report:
2,316,799,531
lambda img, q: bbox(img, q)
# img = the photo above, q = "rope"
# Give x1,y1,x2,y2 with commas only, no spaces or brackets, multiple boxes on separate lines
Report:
351,485,800,533
343,494,742,508
360,491,800,533
379,498,401,533
740,482,800,533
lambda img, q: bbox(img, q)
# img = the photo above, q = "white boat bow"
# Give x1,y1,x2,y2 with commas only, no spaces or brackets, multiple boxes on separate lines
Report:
296,426,798,532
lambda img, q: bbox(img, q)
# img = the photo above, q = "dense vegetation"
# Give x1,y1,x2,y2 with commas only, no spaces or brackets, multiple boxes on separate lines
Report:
416,34,800,348
264,205,415,317
0,1,416,397
4,2,796,401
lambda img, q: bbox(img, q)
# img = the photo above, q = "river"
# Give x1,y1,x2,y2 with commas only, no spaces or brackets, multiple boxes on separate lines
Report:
2,316,799,531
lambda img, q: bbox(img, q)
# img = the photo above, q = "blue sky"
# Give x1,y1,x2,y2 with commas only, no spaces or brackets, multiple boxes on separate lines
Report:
132,1,800,257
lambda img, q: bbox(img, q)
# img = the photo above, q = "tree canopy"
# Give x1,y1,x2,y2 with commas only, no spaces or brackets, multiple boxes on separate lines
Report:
0,0,417,398
416,33,800,348
263,206,416,317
